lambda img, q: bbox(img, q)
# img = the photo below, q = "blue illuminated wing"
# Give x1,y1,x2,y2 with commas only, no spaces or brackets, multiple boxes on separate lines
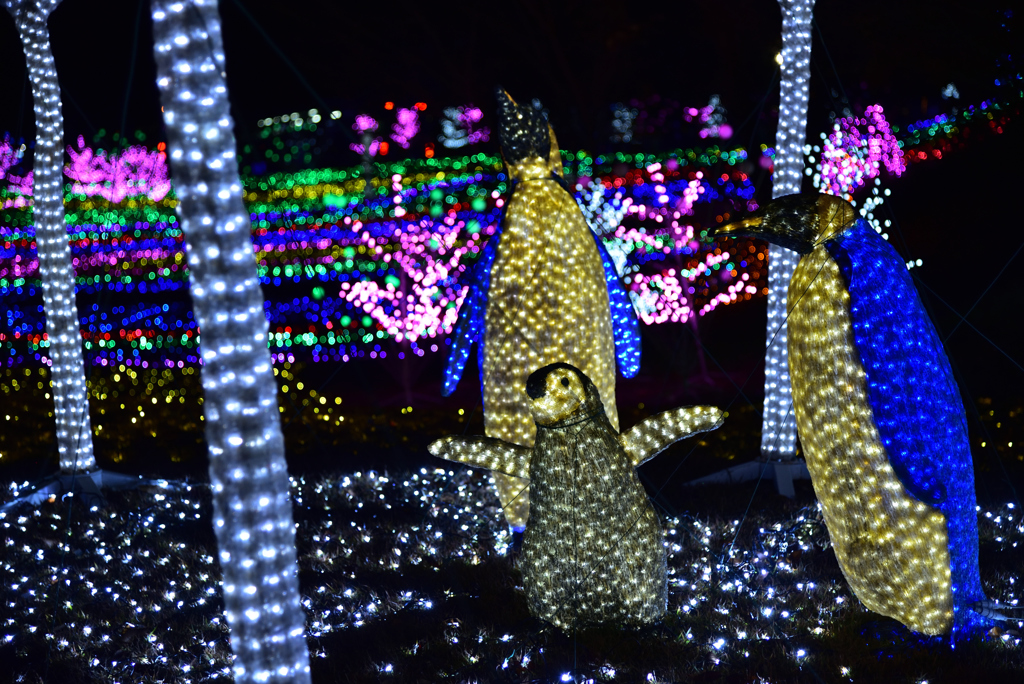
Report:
827,221,968,505
441,228,501,396
590,230,641,378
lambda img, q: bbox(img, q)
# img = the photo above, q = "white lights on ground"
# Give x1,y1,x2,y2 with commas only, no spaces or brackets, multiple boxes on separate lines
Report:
150,1,310,682
4,0,96,472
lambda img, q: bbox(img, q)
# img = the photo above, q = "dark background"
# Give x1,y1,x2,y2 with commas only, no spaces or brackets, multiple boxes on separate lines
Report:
0,0,1016,148
1,0,1021,405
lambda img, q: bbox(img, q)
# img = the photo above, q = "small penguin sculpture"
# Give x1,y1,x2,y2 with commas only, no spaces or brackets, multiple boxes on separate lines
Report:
430,362,723,630
442,90,640,532
713,193,990,638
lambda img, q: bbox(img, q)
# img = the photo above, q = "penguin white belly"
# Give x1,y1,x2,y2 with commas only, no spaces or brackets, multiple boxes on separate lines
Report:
482,177,618,525
787,246,953,634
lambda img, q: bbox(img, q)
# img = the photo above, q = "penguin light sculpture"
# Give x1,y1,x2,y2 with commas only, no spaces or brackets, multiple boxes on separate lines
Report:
431,363,722,630
442,90,641,532
713,193,988,638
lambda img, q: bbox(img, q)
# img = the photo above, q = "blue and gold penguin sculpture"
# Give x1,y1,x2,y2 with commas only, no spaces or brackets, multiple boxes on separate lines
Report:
442,90,641,532
713,193,989,638
432,362,722,630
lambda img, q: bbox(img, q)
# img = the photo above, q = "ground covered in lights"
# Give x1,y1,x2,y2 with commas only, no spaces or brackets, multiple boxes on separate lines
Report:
1,467,1022,684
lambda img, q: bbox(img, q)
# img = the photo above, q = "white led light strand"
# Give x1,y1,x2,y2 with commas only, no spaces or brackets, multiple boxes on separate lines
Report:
4,0,96,473
150,2,311,682
762,0,815,458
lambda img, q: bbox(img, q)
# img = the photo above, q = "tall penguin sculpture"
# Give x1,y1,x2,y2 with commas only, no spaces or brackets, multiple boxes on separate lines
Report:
442,90,641,531
713,193,991,639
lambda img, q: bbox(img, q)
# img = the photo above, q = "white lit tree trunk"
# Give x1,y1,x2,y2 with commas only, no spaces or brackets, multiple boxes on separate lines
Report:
4,0,96,473
150,2,311,682
762,0,815,459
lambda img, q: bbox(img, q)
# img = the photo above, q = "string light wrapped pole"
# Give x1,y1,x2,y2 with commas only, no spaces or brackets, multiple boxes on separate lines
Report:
151,2,311,682
762,0,815,461
685,0,816,497
4,0,96,474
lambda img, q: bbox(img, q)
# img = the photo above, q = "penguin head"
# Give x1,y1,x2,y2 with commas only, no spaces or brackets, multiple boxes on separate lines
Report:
496,88,559,175
711,193,857,253
525,362,604,427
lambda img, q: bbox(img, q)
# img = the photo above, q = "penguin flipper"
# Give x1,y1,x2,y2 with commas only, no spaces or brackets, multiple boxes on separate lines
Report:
590,229,641,379
442,283,483,397
428,436,531,480
826,223,960,506
442,228,503,396
620,406,724,467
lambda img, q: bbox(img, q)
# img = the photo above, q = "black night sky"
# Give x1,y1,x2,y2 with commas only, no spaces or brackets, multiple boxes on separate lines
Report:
0,0,1016,147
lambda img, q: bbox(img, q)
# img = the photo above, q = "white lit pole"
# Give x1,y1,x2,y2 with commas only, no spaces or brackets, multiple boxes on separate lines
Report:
4,0,96,473
762,0,814,460
151,2,311,682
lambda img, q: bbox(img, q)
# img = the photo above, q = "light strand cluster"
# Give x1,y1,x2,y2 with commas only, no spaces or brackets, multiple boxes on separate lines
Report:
0,97,1010,373
4,0,96,473
65,135,172,204
0,465,1021,680
150,1,311,682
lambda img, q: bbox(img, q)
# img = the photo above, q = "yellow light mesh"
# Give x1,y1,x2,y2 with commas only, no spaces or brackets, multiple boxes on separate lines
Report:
788,247,953,634
483,155,618,528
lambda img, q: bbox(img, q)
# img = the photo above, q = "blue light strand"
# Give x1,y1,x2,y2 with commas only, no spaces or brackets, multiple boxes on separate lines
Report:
591,231,641,378
441,225,501,396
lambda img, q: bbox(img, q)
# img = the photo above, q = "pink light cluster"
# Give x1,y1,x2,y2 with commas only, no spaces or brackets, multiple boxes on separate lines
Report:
353,115,379,133
390,108,420,149
684,96,733,140
680,172,705,214
0,136,33,209
457,107,490,145
0,252,37,280
350,115,381,155
339,218,489,343
820,104,905,197
0,136,19,179
629,249,748,325
64,136,171,203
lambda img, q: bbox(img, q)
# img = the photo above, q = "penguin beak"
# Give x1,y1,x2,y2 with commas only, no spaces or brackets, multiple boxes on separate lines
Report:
708,199,816,254
711,214,765,239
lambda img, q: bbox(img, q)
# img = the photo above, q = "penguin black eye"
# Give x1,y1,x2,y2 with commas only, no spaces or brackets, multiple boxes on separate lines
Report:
560,377,570,387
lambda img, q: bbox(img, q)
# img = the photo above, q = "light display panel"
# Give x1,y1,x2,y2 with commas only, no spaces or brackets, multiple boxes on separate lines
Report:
150,1,311,681
0,95,1009,374
430,362,723,629
762,0,815,459
3,0,95,472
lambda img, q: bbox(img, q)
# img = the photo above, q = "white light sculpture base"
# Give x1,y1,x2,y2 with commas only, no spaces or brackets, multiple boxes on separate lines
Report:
151,2,311,682
4,0,96,473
